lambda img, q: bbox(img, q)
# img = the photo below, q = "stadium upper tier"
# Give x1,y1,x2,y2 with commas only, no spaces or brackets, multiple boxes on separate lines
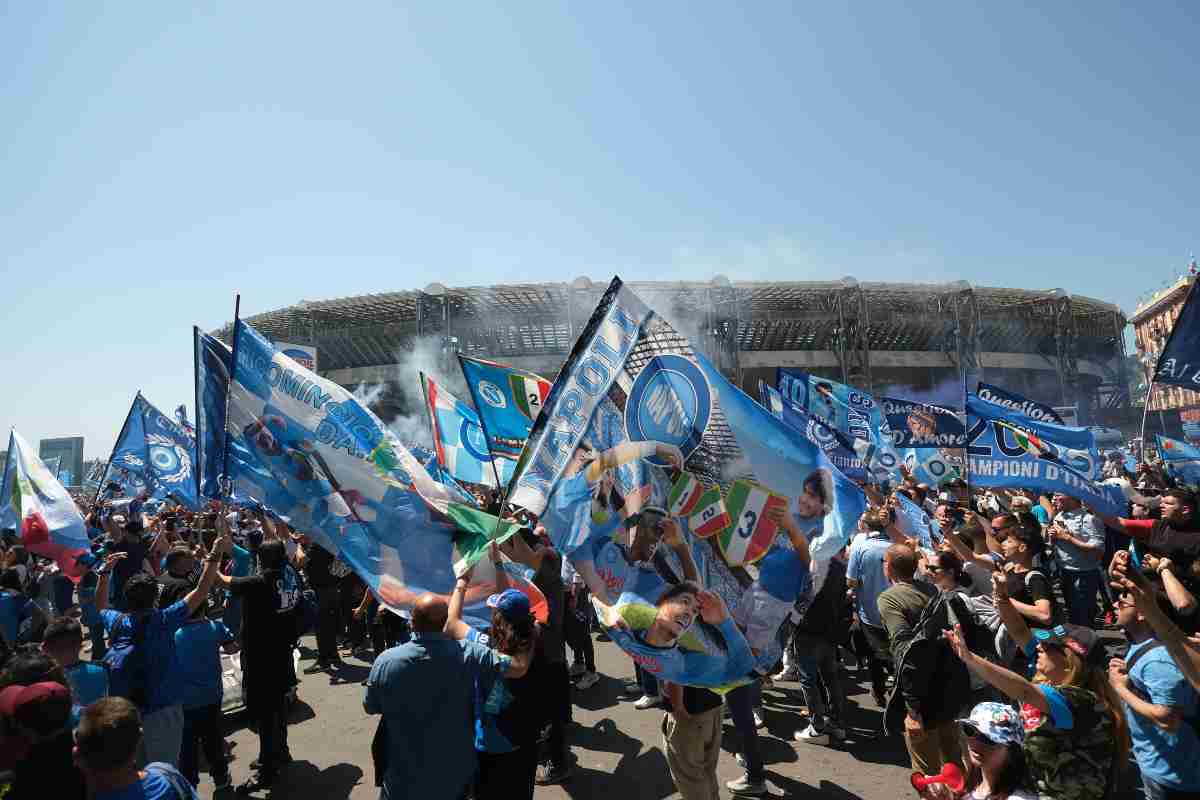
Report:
223,279,1125,384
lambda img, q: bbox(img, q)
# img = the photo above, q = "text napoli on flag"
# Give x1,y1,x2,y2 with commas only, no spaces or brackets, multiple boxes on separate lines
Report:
976,382,1063,425
1156,435,1200,488
224,319,522,622
966,395,1125,516
458,355,552,461
420,372,515,489
505,278,864,687
1,430,91,578
1154,279,1200,390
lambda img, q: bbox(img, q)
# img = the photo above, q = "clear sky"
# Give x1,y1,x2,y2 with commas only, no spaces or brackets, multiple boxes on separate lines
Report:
2,3,1196,459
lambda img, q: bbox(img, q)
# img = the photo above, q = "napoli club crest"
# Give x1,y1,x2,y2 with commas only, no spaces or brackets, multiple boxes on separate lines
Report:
625,354,711,467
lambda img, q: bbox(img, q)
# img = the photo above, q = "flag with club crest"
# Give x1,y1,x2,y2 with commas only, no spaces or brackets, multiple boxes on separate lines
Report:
420,372,515,489
458,355,552,461
893,493,938,550
505,277,865,687
759,381,866,481
718,480,787,566
1,430,91,579
970,391,1100,478
223,318,533,624
98,393,197,508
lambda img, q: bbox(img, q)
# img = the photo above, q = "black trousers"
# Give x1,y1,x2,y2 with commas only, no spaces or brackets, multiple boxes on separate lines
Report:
315,584,341,662
564,589,595,672
180,703,228,786
541,662,571,768
860,621,891,701
252,691,290,775
476,745,538,800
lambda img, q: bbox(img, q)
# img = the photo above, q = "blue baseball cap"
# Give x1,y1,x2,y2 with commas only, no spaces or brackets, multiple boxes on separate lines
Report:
486,589,531,621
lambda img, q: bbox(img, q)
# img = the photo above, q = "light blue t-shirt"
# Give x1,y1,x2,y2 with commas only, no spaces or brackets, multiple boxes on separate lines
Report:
64,661,109,727
1125,639,1200,791
94,762,198,800
847,533,892,628
174,618,235,709
230,544,252,577
0,590,34,645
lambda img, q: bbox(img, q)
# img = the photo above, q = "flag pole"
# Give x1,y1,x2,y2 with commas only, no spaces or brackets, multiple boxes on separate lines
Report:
455,354,507,512
220,294,242,500
192,326,203,503
93,394,139,506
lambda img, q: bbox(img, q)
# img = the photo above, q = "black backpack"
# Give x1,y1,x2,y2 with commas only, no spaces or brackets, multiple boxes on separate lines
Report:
103,612,151,707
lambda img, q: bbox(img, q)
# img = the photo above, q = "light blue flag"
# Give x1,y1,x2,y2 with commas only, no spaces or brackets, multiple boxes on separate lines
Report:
421,372,515,489
777,369,902,484
224,319,527,621
759,381,866,481
971,391,1100,478
966,395,1126,516
893,493,938,550
1157,435,1200,488
507,278,866,688
458,355,552,462
900,447,961,487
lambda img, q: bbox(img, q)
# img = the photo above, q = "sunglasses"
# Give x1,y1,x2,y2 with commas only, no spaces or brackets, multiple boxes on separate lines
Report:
959,723,1000,746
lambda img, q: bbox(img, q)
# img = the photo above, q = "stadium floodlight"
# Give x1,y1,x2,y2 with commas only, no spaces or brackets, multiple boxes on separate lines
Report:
424,282,447,297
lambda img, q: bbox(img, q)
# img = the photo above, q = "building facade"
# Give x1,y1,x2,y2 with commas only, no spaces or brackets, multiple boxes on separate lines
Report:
1132,269,1200,438
38,436,85,488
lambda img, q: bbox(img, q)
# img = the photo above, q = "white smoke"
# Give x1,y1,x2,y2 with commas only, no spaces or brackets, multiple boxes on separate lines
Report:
381,336,473,450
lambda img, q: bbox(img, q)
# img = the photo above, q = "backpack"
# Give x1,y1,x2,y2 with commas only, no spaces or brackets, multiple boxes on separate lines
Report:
103,612,151,708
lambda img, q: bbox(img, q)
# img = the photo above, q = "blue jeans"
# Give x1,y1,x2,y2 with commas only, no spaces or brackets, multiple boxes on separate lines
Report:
792,631,846,726
1061,568,1101,628
724,679,764,781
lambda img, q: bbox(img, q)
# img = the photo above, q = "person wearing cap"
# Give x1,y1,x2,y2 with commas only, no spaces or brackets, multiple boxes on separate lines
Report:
953,702,1037,800
0,681,85,800
445,581,547,800
156,545,198,611
365,581,530,800
1107,585,1200,799
72,697,197,800
945,571,1129,800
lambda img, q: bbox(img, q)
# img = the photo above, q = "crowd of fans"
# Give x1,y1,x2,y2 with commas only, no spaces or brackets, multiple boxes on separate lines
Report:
3,451,1200,800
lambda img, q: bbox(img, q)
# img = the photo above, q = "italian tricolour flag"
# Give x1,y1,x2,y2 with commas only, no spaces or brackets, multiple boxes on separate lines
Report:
719,480,788,567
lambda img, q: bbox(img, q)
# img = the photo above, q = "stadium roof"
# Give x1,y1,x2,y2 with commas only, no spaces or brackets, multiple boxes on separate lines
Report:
220,279,1126,374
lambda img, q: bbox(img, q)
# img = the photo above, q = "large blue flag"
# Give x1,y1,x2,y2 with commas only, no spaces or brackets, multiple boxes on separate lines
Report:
421,372,515,489
1154,280,1200,390
893,493,938,550
970,391,1100,478
1157,435,1200,488
880,396,966,448
195,329,232,500
458,355,552,462
976,382,1063,425
966,395,1126,516
224,319,535,621
99,394,199,509
506,278,865,688
760,381,866,481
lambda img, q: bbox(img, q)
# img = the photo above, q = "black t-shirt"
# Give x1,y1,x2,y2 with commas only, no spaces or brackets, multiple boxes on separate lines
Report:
533,549,566,664
304,544,337,589
110,538,149,596
157,571,193,609
1005,568,1060,624
12,729,85,800
680,685,722,715
228,569,298,701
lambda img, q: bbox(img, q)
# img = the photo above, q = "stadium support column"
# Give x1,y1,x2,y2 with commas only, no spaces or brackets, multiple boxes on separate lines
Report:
1051,290,1079,407
948,282,980,387
836,278,872,392
709,276,741,388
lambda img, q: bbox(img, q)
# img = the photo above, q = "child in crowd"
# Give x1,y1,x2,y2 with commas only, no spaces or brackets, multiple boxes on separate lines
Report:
40,615,108,728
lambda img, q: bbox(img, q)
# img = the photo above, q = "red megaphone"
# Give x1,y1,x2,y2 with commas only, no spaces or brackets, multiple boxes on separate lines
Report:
910,762,965,795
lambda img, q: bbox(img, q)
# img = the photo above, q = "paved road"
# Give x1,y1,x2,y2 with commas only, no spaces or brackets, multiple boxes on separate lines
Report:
216,633,917,799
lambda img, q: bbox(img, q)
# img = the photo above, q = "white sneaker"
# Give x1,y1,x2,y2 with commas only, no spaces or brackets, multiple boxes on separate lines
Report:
634,694,660,710
771,667,799,682
794,724,830,746
753,711,765,729
725,774,767,796
569,662,586,678
576,671,600,690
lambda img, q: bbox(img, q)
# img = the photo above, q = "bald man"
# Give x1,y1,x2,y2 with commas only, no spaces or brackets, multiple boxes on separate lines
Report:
364,592,528,800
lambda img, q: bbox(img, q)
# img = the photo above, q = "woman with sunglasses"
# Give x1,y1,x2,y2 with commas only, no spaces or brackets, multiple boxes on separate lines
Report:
944,573,1128,800
953,702,1037,800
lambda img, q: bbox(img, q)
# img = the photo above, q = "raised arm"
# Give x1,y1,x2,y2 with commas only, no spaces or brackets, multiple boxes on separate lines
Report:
944,623,1047,712
584,442,683,482
183,527,231,614
991,572,1034,650
1111,551,1200,692
660,518,700,582
92,552,129,613
444,572,475,641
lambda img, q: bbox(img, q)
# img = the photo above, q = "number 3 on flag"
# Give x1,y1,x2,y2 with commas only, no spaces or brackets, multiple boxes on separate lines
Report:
719,480,787,567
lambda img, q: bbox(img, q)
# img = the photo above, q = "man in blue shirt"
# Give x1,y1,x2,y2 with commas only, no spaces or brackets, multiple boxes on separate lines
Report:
364,592,531,800
93,529,230,768
847,507,902,707
1109,588,1200,799
0,568,40,646
74,697,199,800
174,603,238,791
40,615,108,728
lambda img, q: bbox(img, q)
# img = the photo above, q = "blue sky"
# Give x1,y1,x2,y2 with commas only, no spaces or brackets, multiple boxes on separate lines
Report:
2,3,1196,458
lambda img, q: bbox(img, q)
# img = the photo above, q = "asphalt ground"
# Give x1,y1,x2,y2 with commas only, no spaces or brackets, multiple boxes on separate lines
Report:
212,632,923,800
